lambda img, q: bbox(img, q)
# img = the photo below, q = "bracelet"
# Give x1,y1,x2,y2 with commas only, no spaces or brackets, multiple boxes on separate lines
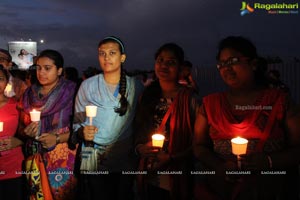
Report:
267,155,273,169
55,134,60,145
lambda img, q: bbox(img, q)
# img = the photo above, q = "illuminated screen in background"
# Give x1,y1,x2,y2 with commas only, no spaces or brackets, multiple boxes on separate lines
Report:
8,41,37,70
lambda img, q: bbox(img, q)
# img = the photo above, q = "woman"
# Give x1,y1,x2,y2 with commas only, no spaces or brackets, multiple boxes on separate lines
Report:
73,36,143,200
0,65,24,200
134,43,200,200
193,36,300,200
18,50,77,199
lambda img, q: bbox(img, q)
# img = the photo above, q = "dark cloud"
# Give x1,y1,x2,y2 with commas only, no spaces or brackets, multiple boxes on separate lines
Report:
1,0,299,73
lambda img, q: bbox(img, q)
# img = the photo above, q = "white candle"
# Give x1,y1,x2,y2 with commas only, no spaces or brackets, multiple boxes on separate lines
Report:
152,134,165,148
30,109,41,122
0,122,3,132
231,137,248,155
86,105,97,125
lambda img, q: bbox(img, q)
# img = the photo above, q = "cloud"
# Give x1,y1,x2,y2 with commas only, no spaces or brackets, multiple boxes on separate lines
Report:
0,0,299,73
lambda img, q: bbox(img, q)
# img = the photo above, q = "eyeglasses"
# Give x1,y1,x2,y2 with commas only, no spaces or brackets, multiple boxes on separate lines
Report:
0,57,9,62
217,57,249,70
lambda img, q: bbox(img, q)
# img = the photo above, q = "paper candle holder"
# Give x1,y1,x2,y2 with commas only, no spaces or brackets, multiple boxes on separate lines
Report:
30,109,41,122
0,122,3,132
231,137,248,155
152,134,165,148
86,105,97,125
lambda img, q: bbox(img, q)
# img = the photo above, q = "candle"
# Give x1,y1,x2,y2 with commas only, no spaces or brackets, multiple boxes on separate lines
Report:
231,137,248,155
0,122,3,132
152,134,165,148
30,109,41,122
86,105,97,125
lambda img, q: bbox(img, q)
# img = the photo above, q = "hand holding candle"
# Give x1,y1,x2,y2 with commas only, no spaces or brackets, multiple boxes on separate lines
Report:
86,105,97,125
152,134,165,148
231,137,248,169
30,109,41,122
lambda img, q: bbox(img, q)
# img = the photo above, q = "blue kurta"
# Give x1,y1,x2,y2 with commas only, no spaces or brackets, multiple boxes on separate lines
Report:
74,74,143,145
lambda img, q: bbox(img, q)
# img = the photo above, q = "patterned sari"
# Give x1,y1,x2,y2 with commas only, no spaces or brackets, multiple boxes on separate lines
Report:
19,78,77,200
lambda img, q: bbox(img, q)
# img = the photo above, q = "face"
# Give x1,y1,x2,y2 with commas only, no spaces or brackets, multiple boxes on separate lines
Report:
98,42,126,75
180,66,191,78
218,48,255,88
0,52,12,69
0,70,8,95
155,50,180,82
36,57,62,87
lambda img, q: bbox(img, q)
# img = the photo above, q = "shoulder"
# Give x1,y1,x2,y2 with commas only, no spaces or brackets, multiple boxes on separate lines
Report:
79,74,101,90
7,97,17,105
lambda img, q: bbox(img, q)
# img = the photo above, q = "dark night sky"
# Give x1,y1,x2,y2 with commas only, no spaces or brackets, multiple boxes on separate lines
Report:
0,0,299,73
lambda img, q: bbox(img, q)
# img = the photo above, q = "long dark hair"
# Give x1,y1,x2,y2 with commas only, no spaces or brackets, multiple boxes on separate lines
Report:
98,36,128,116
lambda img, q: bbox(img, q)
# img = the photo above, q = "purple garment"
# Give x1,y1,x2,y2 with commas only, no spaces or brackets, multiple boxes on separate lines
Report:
22,78,76,134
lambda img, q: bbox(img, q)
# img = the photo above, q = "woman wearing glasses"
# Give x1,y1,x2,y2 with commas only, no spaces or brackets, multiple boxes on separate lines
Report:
193,36,300,200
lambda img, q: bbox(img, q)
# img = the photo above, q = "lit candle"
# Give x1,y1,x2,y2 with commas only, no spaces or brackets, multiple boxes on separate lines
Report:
231,137,248,169
231,137,248,155
86,105,97,125
152,134,165,148
0,122,3,132
30,109,41,122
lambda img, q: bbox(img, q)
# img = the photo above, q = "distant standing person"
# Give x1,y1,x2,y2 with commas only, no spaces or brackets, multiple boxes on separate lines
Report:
178,60,198,92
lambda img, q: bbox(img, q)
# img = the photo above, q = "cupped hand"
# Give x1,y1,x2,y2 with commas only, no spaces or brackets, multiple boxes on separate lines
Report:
83,125,98,141
24,122,39,138
136,141,160,157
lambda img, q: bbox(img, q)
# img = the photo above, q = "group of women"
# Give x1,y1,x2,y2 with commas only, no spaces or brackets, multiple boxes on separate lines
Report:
0,35,299,200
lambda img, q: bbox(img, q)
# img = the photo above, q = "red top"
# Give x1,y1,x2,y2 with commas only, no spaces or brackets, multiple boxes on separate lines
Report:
0,98,24,180
202,88,287,156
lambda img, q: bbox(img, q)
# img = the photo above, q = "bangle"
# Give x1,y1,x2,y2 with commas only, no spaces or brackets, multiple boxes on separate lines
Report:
55,134,60,144
267,155,273,169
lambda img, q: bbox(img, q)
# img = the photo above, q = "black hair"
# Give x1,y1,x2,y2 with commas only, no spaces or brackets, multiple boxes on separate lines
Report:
217,36,268,86
0,48,12,62
0,65,9,81
183,60,193,68
154,43,185,65
37,49,64,69
217,36,257,60
98,36,128,116
64,67,79,83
